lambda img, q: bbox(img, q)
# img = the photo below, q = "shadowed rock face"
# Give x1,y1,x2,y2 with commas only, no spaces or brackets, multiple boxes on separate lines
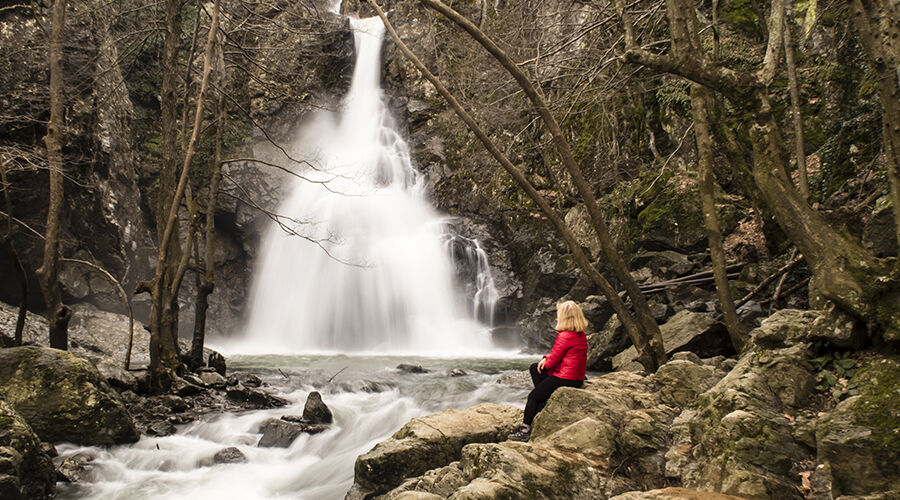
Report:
0,346,138,446
0,400,56,500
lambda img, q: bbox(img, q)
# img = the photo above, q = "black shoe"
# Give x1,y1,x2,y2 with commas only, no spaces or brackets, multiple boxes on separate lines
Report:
507,424,531,442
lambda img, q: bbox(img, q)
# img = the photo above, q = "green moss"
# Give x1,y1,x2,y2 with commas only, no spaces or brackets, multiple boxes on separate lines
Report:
719,0,764,38
850,356,900,450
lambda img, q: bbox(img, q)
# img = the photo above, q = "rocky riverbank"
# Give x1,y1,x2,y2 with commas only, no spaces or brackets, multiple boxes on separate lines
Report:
347,308,900,500
0,301,292,499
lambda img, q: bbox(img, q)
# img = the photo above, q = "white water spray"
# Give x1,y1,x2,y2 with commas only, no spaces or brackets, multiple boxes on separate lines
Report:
239,17,496,355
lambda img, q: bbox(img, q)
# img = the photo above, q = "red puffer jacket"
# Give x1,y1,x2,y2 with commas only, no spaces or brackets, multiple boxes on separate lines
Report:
542,330,587,381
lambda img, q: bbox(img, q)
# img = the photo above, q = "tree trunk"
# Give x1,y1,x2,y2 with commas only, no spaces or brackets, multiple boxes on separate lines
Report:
418,0,666,369
191,86,225,369
783,11,808,199
38,0,71,350
149,0,186,391
850,0,900,254
370,0,665,371
0,162,27,346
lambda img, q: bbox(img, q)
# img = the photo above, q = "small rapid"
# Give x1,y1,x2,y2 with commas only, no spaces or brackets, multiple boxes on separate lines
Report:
56,356,531,500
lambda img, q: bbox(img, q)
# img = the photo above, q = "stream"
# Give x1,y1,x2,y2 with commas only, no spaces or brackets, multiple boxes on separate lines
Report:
56,355,532,499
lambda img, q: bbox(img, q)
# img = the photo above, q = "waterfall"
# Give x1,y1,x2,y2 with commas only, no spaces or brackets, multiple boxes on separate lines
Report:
238,17,496,355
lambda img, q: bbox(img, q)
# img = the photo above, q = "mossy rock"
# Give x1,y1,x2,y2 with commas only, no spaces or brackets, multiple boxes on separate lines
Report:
0,400,55,500
815,356,900,497
0,346,138,446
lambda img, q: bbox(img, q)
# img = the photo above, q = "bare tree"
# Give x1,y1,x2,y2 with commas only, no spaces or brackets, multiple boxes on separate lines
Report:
417,0,668,369
0,159,27,346
618,0,900,338
37,0,72,350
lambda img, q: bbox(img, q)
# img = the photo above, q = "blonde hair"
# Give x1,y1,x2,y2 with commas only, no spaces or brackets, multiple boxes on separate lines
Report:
555,300,588,332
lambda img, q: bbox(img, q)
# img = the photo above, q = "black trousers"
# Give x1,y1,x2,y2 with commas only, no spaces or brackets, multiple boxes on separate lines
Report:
523,362,583,425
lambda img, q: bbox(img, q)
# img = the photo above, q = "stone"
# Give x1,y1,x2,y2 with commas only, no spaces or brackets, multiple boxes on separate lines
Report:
173,377,204,397
652,360,721,407
862,196,897,257
815,357,900,497
448,369,467,377
396,364,429,374
55,453,92,483
587,314,631,371
749,308,820,348
0,401,55,499
208,352,227,376
670,351,703,365
146,420,177,437
198,371,227,389
0,346,138,446
347,403,520,499
681,344,816,498
302,391,333,424
613,310,731,370
610,488,746,499
257,417,327,448
226,384,288,408
213,447,247,464
809,302,867,349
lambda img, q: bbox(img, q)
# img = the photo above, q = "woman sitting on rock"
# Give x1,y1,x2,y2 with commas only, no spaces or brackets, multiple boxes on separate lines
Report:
508,300,588,442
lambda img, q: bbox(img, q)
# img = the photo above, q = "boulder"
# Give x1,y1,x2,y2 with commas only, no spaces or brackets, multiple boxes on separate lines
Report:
55,452,93,483
302,391,332,424
347,403,520,499
651,360,721,407
257,417,327,448
198,371,227,389
448,369,467,377
808,302,867,349
587,314,630,371
213,447,247,464
397,364,429,374
0,346,138,445
613,310,731,371
610,488,746,500
749,308,820,348
0,401,55,500
814,356,900,497
208,352,227,376
680,344,816,499
225,383,288,408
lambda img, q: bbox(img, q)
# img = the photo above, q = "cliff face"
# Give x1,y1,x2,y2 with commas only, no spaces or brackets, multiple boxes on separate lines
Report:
1,0,888,344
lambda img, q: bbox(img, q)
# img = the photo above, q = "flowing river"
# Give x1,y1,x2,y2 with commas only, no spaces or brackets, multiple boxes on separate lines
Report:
57,12,529,500
56,355,531,499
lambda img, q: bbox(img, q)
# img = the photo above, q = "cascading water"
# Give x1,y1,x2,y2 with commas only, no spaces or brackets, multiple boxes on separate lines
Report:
239,17,496,354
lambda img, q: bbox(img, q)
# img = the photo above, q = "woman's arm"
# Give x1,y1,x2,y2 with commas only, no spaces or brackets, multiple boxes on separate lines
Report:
542,331,574,372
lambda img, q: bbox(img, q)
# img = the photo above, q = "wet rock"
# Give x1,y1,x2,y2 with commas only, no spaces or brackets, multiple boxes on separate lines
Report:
610,488,746,499
213,447,247,464
173,377,204,397
652,360,721,407
227,373,262,388
257,417,327,448
225,384,288,409
448,369,467,377
396,364,429,374
158,395,189,413
208,352,227,376
0,346,138,446
613,310,731,370
749,308,820,348
302,391,332,424
0,401,56,499
55,453,93,483
146,420,177,437
198,371,228,389
182,374,206,387
347,403,520,499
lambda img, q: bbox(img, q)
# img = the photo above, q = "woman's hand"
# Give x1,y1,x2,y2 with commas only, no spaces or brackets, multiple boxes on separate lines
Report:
537,357,547,373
